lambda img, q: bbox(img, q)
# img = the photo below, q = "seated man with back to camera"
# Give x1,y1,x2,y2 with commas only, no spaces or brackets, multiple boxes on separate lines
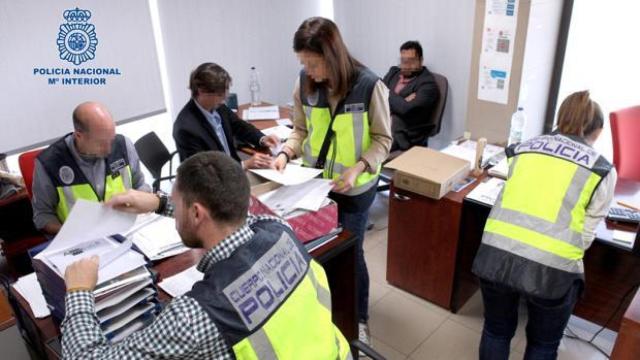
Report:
382,40,440,150
173,62,280,169
31,101,150,236
61,151,352,359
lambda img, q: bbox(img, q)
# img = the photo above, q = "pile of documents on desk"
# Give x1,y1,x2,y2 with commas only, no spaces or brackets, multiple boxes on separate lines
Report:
30,200,160,342
248,165,338,243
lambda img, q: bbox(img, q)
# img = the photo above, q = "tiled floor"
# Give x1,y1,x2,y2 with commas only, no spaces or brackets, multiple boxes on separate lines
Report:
0,193,619,359
362,192,617,359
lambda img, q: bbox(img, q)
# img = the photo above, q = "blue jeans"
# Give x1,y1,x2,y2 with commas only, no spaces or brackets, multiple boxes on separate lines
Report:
479,279,581,360
330,183,378,323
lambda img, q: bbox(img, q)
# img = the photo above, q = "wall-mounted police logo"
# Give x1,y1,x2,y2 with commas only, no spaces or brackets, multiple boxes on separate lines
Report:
57,8,98,65
59,165,75,185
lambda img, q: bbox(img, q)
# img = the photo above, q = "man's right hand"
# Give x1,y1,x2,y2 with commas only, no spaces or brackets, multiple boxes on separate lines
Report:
243,153,274,169
105,189,160,214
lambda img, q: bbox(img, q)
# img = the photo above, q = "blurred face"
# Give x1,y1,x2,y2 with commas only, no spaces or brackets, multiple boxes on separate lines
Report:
74,118,116,159
297,50,328,83
195,88,229,112
171,185,204,248
399,49,422,76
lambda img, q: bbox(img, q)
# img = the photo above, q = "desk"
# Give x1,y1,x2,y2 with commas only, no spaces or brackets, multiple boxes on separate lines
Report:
237,103,291,131
388,175,640,330
461,177,640,330
611,287,640,359
10,231,357,359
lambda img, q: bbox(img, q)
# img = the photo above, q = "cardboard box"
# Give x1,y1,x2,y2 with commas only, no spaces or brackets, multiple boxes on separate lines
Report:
384,147,470,199
247,173,338,243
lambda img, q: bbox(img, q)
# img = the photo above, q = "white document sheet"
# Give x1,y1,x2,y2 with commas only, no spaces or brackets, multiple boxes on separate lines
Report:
250,165,323,186
158,265,204,297
441,140,504,170
128,214,188,261
243,105,280,120
488,157,509,179
465,177,506,206
261,125,293,140
42,199,136,254
96,277,154,312
613,229,636,247
276,118,293,126
98,288,155,323
12,273,51,318
259,179,333,216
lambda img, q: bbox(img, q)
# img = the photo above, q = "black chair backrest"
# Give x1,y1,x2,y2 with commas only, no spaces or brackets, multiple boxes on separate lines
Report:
226,93,238,110
134,132,171,179
429,72,449,137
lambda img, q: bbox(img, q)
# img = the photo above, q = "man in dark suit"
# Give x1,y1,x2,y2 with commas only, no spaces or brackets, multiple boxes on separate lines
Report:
173,63,279,168
383,41,439,151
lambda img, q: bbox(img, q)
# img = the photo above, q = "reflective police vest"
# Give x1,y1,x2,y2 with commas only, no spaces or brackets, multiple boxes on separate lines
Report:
299,68,381,196
187,219,352,359
472,133,612,299
37,134,133,222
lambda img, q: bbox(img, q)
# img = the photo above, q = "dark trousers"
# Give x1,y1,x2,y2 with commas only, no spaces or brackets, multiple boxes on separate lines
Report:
479,279,581,360
330,181,378,323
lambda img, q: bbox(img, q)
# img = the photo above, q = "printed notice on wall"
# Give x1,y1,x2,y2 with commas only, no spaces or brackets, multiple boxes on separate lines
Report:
477,0,519,104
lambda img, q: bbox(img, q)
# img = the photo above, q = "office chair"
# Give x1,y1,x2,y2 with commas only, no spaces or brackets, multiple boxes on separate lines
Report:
18,148,43,199
610,105,640,181
134,132,179,192
377,72,449,192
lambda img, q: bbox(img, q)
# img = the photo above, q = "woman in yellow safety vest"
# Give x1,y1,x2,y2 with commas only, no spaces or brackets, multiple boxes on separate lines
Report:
472,91,617,360
273,17,392,344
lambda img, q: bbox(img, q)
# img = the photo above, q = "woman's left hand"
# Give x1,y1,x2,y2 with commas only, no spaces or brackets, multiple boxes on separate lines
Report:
332,161,366,193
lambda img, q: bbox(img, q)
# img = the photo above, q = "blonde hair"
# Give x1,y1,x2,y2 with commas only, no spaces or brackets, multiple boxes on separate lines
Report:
556,90,603,137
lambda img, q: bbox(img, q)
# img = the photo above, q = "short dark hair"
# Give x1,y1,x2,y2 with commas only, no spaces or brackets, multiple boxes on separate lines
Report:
189,63,232,98
175,151,249,224
400,41,423,59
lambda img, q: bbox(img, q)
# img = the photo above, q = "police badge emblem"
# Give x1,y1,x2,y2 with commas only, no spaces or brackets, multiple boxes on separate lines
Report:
59,165,75,185
56,8,98,65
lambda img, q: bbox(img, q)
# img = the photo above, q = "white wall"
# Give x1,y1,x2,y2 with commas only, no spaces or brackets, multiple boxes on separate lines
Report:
334,0,476,148
518,0,563,141
157,0,333,122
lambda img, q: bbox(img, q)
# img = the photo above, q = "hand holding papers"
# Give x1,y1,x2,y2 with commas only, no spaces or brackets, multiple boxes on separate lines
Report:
250,164,323,186
259,179,333,216
127,213,188,261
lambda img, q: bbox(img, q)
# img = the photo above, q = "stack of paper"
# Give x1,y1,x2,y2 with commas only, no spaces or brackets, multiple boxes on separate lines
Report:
441,140,505,169
158,265,204,297
465,177,505,206
258,179,333,216
488,157,509,179
30,200,159,342
12,273,50,318
126,213,188,261
250,165,323,186
261,125,293,141
243,105,280,120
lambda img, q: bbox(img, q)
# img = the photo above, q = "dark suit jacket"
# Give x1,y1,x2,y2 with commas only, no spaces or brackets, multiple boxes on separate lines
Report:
173,99,265,162
382,66,439,150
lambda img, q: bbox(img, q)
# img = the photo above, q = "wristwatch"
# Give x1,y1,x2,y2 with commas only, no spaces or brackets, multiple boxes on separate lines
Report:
155,192,168,214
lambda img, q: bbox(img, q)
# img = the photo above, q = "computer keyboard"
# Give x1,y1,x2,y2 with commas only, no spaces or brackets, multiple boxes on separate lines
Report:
607,207,640,224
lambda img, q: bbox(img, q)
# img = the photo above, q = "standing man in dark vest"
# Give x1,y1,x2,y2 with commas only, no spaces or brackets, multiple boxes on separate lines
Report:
31,102,150,235
62,152,352,359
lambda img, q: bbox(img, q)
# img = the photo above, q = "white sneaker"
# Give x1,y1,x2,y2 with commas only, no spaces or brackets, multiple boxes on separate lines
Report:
358,322,371,346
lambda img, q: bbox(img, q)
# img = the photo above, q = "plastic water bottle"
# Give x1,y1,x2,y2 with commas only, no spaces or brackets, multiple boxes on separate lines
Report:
249,67,261,106
508,107,527,145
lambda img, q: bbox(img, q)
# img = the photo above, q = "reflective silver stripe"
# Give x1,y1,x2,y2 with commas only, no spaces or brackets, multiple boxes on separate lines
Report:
554,167,591,230
61,186,76,213
491,166,593,249
483,232,583,273
351,111,364,160
246,328,277,359
303,106,314,165
120,167,132,189
307,267,332,312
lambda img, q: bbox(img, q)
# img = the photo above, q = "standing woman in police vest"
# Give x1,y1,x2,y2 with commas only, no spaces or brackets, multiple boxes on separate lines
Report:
274,17,392,343
472,91,617,360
